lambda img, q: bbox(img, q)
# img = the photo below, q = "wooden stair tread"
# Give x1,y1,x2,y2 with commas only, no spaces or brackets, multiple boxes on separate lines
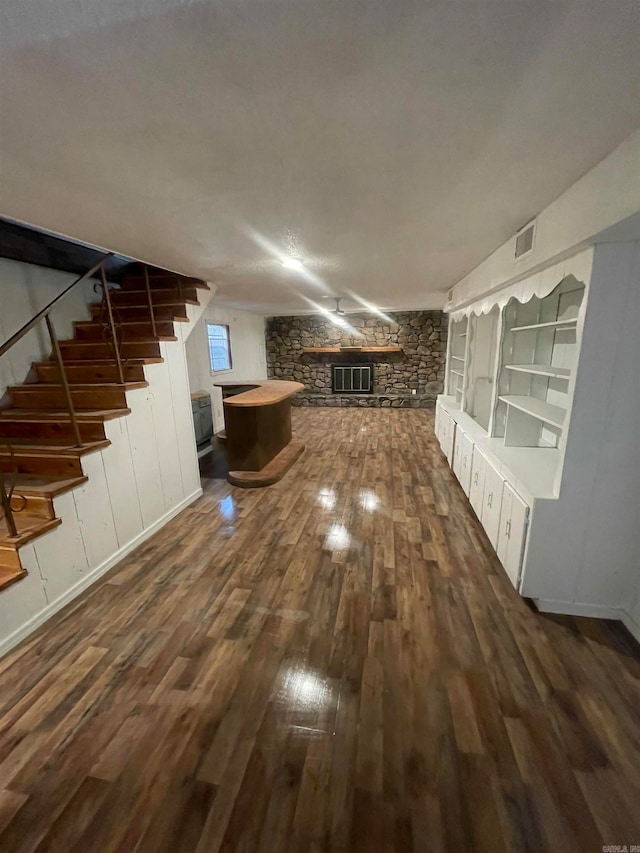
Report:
0,566,27,591
0,408,131,421
0,515,62,546
4,473,87,496
60,357,164,365
12,381,148,391
0,438,110,455
58,336,158,342
121,274,209,289
90,304,189,320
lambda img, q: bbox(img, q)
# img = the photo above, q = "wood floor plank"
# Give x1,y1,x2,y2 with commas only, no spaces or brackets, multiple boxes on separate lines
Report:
0,408,638,852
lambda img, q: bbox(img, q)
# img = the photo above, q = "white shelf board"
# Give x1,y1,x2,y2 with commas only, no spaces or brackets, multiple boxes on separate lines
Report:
458,332,467,337
505,364,570,379
450,369,464,377
498,395,566,429
442,405,560,499
484,439,560,500
437,395,461,412
450,355,465,362
510,318,577,333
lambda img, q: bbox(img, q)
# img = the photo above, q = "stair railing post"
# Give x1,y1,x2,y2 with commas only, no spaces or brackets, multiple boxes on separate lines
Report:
45,314,84,449
143,266,157,338
100,264,125,385
0,472,18,538
175,275,183,304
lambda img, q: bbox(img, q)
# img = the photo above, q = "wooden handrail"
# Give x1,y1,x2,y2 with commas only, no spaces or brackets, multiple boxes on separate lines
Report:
0,253,113,358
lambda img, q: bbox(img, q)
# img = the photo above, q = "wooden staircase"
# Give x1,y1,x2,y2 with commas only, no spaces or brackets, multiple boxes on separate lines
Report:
0,265,209,591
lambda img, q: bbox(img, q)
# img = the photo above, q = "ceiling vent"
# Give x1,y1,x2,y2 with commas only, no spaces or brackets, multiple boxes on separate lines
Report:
515,220,536,260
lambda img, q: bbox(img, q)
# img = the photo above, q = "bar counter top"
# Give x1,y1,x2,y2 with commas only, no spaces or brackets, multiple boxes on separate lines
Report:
214,379,304,407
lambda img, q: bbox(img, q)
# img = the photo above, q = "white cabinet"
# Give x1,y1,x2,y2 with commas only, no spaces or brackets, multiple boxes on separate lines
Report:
496,483,529,588
481,460,504,548
438,409,455,464
469,449,488,518
453,429,473,496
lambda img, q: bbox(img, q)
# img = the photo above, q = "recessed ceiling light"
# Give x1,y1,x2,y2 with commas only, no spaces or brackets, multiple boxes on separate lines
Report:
282,257,305,271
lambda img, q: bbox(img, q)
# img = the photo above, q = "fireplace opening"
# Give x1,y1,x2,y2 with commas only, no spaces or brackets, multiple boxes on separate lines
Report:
331,363,373,394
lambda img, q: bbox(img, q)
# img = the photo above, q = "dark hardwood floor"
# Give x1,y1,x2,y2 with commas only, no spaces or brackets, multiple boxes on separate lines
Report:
0,408,639,852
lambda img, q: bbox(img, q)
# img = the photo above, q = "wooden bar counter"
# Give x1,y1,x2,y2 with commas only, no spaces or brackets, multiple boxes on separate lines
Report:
214,379,305,487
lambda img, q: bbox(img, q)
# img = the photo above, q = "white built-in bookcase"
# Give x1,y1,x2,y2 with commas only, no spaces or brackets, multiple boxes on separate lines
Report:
494,277,584,452
443,274,587,499
446,316,467,401
464,307,499,433
436,240,640,642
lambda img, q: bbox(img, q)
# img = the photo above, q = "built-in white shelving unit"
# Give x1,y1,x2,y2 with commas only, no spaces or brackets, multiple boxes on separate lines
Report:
446,316,468,399
493,276,584,455
463,307,499,433
435,170,640,641
436,256,596,607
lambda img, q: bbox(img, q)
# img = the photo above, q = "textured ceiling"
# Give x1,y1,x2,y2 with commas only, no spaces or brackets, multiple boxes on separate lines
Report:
1,0,639,314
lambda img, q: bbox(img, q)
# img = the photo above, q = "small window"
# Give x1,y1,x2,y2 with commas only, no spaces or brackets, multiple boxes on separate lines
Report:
207,323,232,372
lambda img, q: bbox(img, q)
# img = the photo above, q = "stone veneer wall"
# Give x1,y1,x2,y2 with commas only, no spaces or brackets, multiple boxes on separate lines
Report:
265,311,447,405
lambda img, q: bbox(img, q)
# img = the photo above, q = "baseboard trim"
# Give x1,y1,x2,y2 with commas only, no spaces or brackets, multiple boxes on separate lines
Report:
0,488,203,659
621,610,640,644
533,599,623,620
533,598,640,645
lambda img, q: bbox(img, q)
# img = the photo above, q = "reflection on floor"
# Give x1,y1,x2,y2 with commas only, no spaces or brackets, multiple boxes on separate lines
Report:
0,408,638,852
198,435,230,481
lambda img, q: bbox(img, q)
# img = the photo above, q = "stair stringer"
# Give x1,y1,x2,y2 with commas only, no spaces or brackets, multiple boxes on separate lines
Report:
183,284,216,339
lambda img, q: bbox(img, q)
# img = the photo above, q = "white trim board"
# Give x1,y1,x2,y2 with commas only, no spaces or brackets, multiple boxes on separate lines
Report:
0,488,203,659
533,598,640,644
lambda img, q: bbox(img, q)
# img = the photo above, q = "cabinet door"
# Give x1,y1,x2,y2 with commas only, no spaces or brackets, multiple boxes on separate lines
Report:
434,403,442,443
452,427,464,481
481,462,504,548
459,433,473,496
496,483,530,589
444,415,456,464
469,449,487,517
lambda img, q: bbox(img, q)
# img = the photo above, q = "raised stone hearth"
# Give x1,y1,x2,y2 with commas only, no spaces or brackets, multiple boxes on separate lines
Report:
292,393,434,408
266,310,447,405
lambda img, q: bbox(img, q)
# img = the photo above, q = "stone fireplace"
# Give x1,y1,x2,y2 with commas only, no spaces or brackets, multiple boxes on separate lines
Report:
265,310,447,407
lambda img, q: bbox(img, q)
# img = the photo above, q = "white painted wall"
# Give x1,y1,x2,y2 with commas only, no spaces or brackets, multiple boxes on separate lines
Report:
185,303,267,433
447,130,640,311
0,258,95,400
0,261,204,655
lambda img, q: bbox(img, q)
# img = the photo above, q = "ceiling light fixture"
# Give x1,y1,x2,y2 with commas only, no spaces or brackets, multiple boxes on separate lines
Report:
282,257,305,271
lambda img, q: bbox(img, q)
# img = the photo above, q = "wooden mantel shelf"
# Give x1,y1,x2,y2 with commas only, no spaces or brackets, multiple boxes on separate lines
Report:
302,346,402,354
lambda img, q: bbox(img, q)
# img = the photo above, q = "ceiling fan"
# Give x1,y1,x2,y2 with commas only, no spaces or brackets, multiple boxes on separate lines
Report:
331,297,346,316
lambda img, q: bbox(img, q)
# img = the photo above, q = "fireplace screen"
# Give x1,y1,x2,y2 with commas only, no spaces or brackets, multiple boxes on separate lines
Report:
331,363,373,394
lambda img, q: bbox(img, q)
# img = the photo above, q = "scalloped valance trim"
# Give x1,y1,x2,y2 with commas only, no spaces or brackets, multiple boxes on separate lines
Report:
448,248,593,321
